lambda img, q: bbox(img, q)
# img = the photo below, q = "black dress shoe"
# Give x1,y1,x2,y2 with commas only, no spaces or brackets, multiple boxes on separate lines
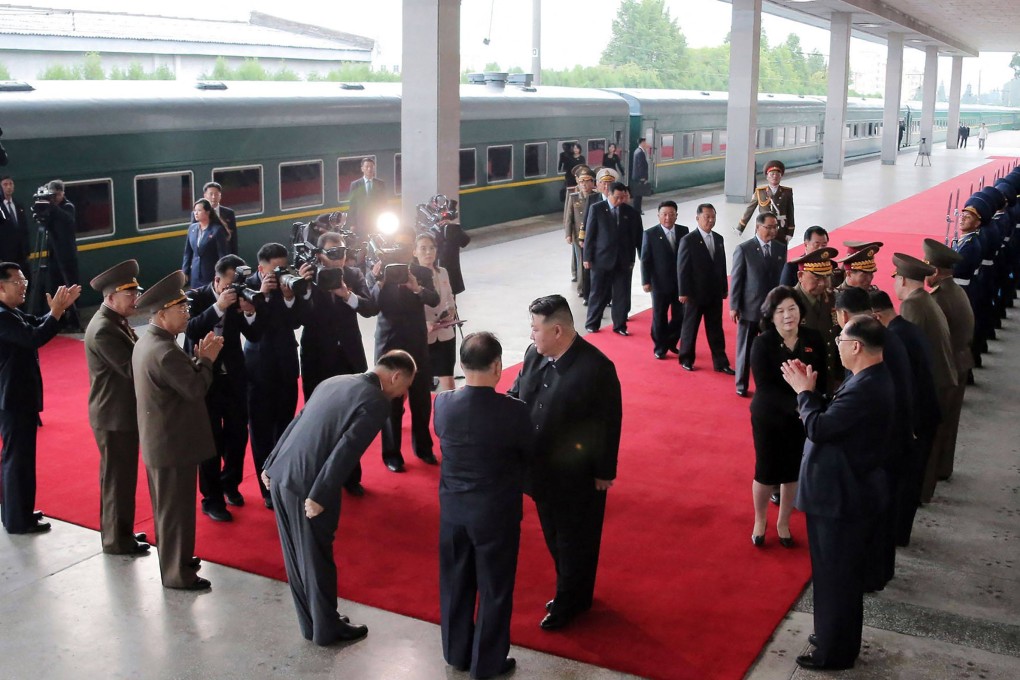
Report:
715,366,736,375
581,299,588,306
585,326,599,333
416,452,439,465
539,610,576,630
189,556,202,568
613,328,629,336
344,482,366,497
135,532,148,543
654,351,667,360
384,458,406,473
173,577,211,591
545,599,555,612
263,496,274,510
225,490,245,507
202,506,233,522
796,654,852,671
736,388,748,397
476,658,516,679
808,633,819,646
770,492,781,506
778,535,795,548
332,620,368,642
12,521,51,535
680,361,694,371
668,347,680,355
128,541,151,555
33,510,44,521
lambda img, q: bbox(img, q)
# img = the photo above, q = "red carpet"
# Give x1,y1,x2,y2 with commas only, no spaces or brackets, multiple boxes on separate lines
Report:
27,157,1016,680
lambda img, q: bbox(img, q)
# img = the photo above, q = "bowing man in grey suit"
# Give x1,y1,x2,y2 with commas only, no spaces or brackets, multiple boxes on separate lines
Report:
261,350,416,646
434,332,533,679
729,213,786,396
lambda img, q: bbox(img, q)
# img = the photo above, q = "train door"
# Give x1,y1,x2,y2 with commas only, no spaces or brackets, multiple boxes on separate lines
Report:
644,122,657,188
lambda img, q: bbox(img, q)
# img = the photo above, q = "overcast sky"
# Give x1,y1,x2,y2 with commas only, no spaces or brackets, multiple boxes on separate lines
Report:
12,0,1016,93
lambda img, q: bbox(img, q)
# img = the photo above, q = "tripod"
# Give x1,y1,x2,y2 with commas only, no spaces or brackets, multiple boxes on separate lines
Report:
914,137,931,167
27,220,50,315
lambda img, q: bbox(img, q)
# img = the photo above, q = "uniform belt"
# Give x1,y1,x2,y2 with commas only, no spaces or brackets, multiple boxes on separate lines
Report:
981,259,993,266
953,278,970,287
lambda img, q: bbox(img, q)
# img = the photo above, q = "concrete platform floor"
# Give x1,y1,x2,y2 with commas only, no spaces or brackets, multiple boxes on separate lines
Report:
2,134,1019,680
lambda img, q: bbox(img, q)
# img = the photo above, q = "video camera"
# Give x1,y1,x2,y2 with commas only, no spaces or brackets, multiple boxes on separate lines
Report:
415,194,459,241
230,265,265,307
30,185,55,224
280,221,345,294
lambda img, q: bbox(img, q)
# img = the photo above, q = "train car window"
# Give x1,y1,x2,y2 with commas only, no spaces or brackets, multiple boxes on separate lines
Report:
524,142,548,178
844,124,852,140
487,145,513,183
775,128,786,147
64,179,114,240
556,141,579,173
660,134,675,160
807,126,817,143
786,127,797,146
587,139,605,167
698,131,711,156
135,171,194,231
797,126,807,144
279,161,323,211
681,133,695,158
394,154,402,196
212,166,263,216
716,130,727,154
338,155,376,202
757,128,774,149
460,149,477,187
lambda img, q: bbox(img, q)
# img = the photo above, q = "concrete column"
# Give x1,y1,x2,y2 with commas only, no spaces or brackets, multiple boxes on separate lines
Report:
532,0,541,85
724,0,762,203
401,0,461,227
881,33,904,165
822,12,851,179
946,56,963,149
919,45,939,154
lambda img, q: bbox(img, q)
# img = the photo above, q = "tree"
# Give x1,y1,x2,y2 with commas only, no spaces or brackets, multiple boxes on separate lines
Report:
601,0,687,86
0,63,10,80
1011,52,1020,79
937,80,947,102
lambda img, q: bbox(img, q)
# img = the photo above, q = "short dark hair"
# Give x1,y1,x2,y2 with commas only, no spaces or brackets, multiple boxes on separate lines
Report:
697,203,716,215
610,181,628,195
460,332,502,370
257,242,288,263
844,315,886,349
529,294,573,326
0,262,23,280
759,285,805,331
317,231,343,248
377,349,417,377
202,181,222,193
834,287,872,314
755,212,779,226
804,225,829,242
657,200,678,212
638,137,647,144
414,231,437,246
0,175,12,183
47,179,64,192
360,157,375,166
868,290,895,312
215,254,245,277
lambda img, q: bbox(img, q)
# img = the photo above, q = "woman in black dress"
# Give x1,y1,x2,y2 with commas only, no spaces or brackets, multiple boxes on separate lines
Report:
749,286,826,547
603,143,625,178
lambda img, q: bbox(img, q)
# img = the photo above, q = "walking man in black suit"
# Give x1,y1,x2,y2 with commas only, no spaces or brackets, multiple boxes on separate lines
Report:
262,351,416,646
630,138,651,214
583,181,643,335
0,262,80,534
0,176,30,275
730,213,786,396
677,203,734,374
434,332,532,679
203,182,238,255
347,157,388,240
508,295,621,631
782,315,894,670
640,200,688,359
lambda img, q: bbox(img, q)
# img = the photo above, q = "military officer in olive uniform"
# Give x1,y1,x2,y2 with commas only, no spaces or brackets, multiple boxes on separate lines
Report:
791,247,843,393
737,160,796,243
834,242,882,293
564,165,595,297
133,271,223,590
85,260,149,555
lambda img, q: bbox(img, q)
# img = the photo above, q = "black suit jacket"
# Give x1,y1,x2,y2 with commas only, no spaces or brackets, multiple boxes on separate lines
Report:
437,222,471,296
729,238,787,322
677,229,727,304
372,263,440,364
582,200,643,271
217,205,238,255
348,177,388,237
184,283,263,379
0,198,30,272
0,302,61,413
887,315,941,438
507,337,621,500
242,273,302,382
434,386,533,528
300,266,378,376
640,224,688,296
795,363,894,519
45,199,77,267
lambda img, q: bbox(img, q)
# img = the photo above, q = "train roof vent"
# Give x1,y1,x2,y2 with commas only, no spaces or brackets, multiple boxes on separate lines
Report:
483,72,508,90
700,91,710,96
766,93,775,98
507,73,534,87
0,81,34,92
340,83,365,90
467,73,485,85
196,81,227,91
519,87,538,93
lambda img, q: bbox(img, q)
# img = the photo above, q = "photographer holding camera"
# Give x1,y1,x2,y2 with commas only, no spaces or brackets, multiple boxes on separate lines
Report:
244,243,303,509
185,254,263,519
34,180,82,331
298,231,378,496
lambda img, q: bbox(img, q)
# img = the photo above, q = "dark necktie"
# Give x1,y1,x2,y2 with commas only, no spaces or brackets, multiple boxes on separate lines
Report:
4,201,16,226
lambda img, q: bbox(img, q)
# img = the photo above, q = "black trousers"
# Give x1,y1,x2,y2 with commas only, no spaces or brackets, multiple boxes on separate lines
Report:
248,374,298,499
534,488,607,615
649,290,683,354
381,368,433,465
0,409,39,533
586,266,632,332
303,361,361,487
271,483,347,645
806,513,870,669
678,300,729,369
733,319,761,391
439,518,520,678
199,375,248,508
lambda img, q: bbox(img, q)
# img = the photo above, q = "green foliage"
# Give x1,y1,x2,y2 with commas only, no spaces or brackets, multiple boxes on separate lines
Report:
200,57,305,81
1011,53,1020,80
601,0,688,86
306,63,400,82
108,62,175,80
40,53,175,80
0,63,9,80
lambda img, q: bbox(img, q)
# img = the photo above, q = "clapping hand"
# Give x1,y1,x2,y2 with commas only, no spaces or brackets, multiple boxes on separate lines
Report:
195,331,224,363
47,284,82,317
780,358,816,394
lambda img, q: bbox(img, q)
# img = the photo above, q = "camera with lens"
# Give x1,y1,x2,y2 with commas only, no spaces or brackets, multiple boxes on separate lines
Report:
415,194,459,242
286,222,345,293
30,185,55,224
229,265,265,307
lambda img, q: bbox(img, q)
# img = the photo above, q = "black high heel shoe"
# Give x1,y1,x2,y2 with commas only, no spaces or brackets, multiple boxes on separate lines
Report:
778,533,795,548
752,534,765,547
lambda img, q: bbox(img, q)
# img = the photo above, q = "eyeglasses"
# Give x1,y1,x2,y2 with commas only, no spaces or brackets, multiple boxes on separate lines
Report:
834,335,859,345
1,278,28,288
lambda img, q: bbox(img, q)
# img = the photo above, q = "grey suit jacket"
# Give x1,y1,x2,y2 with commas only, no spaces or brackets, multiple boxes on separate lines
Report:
729,238,787,321
85,304,137,432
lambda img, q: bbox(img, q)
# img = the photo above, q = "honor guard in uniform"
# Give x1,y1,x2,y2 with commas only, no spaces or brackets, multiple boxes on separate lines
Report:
85,260,149,555
790,247,843,393
737,160,796,243
563,164,595,298
834,242,882,292
953,194,991,367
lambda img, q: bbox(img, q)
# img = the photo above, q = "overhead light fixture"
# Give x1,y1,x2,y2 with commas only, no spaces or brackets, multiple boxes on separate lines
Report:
855,23,882,28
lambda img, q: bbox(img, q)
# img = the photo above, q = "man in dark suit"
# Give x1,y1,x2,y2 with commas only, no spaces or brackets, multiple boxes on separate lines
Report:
434,332,532,679
508,295,621,631
779,225,829,288
84,260,149,555
677,203,734,374
730,213,786,396
185,254,262,519
630,138,650,214
583,181,643,335
640,200,688,359
0,176,30,275
299,233,378,495
347,157,388,240
262,351,416,646
245,243,303,509
203,182,238,255
133,271,223,590
0,262,79,534
42,180,82,330
783,315,894,671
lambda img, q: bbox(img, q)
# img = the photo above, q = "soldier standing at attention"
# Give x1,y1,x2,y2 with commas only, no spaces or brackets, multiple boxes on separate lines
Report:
737,160,796,243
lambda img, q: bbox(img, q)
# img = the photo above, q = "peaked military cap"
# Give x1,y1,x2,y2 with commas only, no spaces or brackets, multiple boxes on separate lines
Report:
890,253,935,281
993,181,1017,208
764,159,785,176
135,271,188,315
790,246,839,275
978,186,1006,213
962,193,993,226
836,245,880,272
90,259,142,296
922,238,962,269
595,167,619,184
573,164,594,181
842,240,884,254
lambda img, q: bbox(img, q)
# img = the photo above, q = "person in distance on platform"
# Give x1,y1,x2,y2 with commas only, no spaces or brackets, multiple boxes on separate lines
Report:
417,232,459,392
791,247,843,394
977,123,988,150
833,241,882,292
0,262,80,534
184,254,262,519
262,350,416,646
640,200,688,359
84,260,149,554
630,138,651,214
779,225,829,288
564,164,594,291
730,213,787,396
133,271,223,590
603,142,626,179
583,181,643,336
508,295,621,631
43,180,83,331
347,157,388,241
0,175,30,277
736,160,795,242
783,315,894,671
434,332,532,679
558,142,585,204
749,286,826,548
182,198,229,290
203,182,238,255
677,203,734,374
